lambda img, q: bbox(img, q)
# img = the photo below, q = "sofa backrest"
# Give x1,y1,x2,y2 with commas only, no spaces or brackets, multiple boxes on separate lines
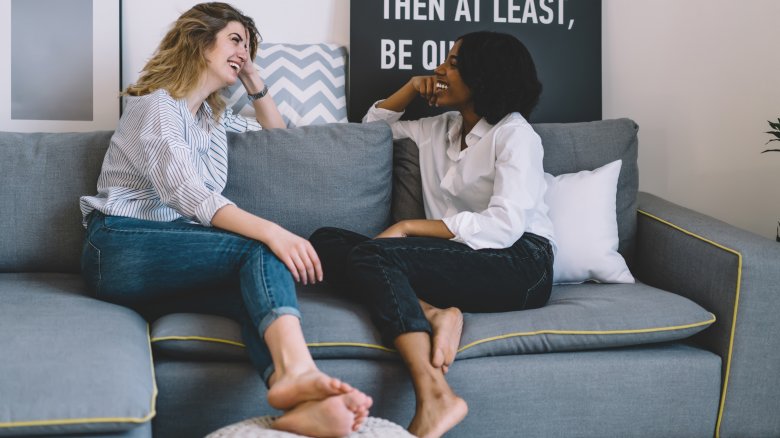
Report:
223,122,393,240
0,118,637,273
0,123,393,274
0,131,112,273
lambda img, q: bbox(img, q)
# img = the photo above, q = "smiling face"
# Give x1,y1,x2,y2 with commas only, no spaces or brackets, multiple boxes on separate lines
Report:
203,21,249,90
433,40,473,111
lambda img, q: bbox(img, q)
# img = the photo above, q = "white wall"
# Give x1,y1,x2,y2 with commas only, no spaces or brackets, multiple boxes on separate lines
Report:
122,0,349,89
603,0,780,239
118,1,780,240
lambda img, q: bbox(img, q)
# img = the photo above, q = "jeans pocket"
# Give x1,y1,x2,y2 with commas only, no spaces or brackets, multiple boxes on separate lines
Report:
522,244,553,309
81,239,102,297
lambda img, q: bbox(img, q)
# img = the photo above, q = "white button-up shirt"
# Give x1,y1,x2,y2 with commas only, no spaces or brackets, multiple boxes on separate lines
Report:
365,104,555,251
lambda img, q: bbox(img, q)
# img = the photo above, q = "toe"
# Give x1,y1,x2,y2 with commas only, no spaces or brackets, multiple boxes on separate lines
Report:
432,347,445,368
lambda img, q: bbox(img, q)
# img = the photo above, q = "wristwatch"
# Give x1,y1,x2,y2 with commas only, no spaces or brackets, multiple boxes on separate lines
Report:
247,84,269,102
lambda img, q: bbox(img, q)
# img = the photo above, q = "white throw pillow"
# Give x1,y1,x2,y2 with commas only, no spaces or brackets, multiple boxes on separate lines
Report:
544,159,635,284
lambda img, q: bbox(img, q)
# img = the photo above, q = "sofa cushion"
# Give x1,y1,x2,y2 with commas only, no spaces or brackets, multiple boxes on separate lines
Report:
150,282,714,362
391,139,426,223
0,273,156,436
223,43,348,127
224,121,393,239
0,131,112,273
151,314,248,362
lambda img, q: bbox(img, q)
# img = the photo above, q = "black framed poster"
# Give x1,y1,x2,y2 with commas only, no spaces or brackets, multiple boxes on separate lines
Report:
349,0,601,123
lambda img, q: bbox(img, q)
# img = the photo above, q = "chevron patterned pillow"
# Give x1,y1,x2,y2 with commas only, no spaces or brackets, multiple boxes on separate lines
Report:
223,43,348,128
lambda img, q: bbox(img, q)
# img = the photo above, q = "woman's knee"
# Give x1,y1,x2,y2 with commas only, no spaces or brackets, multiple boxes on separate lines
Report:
345,240,402,273
309,226,368,249
346,239,379,262
309,226,342,242
246,240,287,273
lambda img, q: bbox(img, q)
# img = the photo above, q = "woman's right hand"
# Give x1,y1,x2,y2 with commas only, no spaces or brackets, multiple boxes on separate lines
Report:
211,205,322,284
376,75,439,112
265,225,323,285
409,75,439,106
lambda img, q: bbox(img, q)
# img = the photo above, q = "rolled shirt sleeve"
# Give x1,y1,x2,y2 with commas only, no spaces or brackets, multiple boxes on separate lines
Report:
223,107,262,133
141,98,234,226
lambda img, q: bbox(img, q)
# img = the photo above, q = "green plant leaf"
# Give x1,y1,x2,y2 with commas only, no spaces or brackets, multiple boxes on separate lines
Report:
763,118,780,148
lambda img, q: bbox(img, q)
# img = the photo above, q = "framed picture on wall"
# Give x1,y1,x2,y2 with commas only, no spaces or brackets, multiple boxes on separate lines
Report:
0,0,120,132
349,0,601,123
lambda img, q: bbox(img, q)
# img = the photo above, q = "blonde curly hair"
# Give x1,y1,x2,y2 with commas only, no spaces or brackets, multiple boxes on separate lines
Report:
125,2,260,119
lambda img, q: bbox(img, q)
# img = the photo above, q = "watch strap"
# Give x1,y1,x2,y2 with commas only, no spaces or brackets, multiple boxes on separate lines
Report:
247,84,269,101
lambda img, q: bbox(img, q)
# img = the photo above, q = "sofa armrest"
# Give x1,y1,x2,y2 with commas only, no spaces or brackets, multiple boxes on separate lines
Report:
635,191,780,438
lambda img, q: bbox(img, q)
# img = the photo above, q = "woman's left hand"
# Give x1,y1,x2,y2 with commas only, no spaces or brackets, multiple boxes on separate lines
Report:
376,219,456,240
238,58,259,81
376,221,409,239
238,59,286,129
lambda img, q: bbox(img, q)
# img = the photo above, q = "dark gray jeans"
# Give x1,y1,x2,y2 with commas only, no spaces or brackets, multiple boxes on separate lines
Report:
310,227,554,345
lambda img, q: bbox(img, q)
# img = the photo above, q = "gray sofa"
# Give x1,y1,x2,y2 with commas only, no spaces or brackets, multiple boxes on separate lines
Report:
1,119,779,438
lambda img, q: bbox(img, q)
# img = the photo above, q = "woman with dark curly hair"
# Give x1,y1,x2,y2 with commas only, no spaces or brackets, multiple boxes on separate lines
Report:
310,31,555,438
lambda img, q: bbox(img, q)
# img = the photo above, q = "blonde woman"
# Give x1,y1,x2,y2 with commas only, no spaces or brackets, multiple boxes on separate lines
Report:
80,3,371,436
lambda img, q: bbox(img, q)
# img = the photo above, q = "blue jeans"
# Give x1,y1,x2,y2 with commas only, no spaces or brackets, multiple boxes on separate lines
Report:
310,227,554,346
81,212,300,381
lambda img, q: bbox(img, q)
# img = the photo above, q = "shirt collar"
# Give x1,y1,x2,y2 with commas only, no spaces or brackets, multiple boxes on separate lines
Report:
200,100,214,119
180,98,214,126
469,117,493,141
446,115,493,161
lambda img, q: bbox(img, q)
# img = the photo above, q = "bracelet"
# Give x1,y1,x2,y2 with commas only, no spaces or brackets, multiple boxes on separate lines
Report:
247,84,269,102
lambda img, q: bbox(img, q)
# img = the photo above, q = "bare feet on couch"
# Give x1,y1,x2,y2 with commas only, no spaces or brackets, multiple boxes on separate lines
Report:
272,390,373,437
267,368,358,410
421,300,463,374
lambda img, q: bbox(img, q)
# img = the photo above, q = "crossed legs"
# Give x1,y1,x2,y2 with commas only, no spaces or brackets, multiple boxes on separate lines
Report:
419,299,463,375
82,215,372,437
310,228,478,436
395,331,468,438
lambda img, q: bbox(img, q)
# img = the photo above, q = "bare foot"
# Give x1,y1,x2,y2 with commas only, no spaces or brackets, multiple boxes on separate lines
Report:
272,391,369,437
267,369,353,410
408,388,468,438
347,392,373,432
424,305,464,373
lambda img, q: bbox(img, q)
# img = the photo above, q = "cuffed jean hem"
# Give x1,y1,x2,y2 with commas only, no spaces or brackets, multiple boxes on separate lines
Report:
257,306,302,385
380,318,432,347
257,306,302,337
262,365,276,385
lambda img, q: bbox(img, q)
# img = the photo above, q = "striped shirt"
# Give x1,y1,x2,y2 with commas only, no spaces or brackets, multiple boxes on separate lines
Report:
80,89,261,226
